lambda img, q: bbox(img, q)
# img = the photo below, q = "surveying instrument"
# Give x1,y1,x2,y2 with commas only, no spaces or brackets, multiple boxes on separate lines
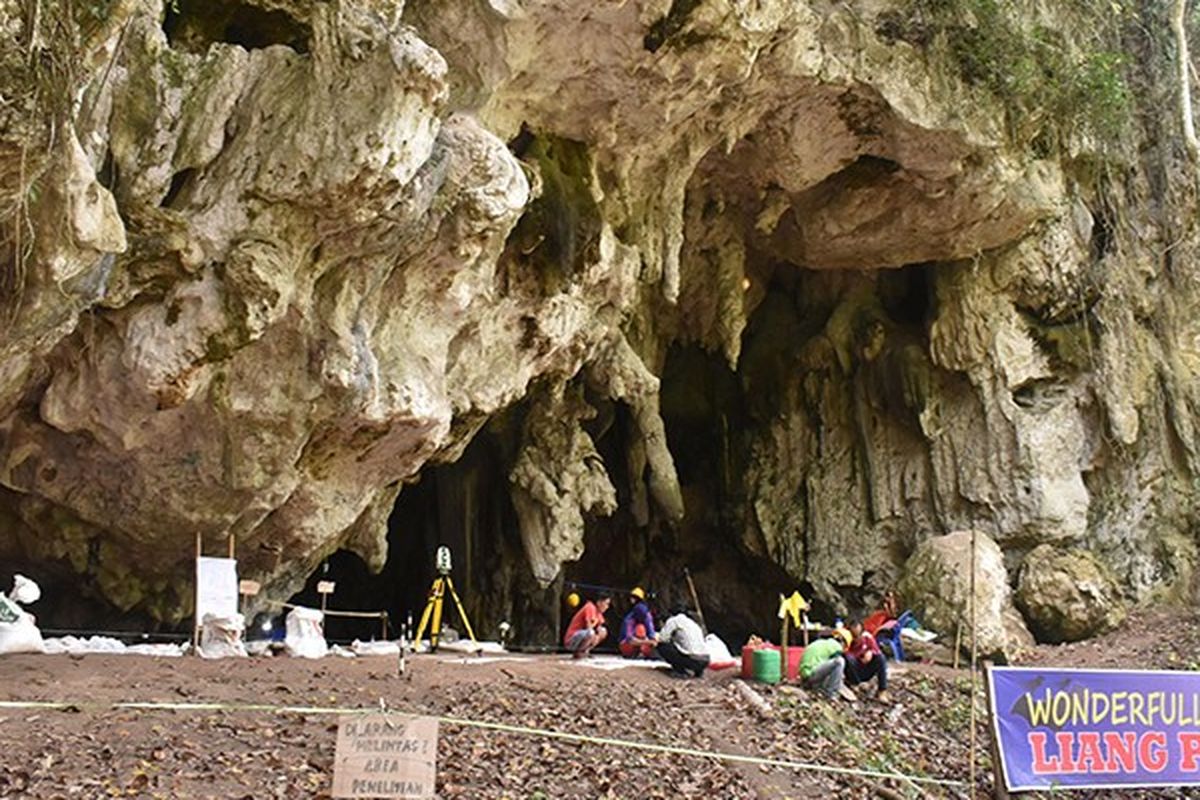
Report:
413,545,477,652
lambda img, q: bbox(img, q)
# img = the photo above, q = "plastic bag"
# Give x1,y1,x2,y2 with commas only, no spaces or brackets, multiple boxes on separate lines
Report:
10,574,40,605
285,606,328,659
705,633,737,669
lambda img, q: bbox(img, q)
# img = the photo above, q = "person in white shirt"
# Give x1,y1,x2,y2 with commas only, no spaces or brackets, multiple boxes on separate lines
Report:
655,604,709,678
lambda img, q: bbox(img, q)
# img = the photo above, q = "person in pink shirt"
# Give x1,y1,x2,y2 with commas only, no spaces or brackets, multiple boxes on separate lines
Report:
844,619,891,703
563,593,610,658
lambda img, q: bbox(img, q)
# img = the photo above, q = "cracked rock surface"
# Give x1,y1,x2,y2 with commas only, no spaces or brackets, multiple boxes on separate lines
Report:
0,0,1197,641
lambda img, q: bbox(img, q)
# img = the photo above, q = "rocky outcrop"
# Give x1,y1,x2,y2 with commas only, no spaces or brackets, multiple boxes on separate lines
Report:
1016,545,1128,643
0,0,1197,641
898,531,1034,660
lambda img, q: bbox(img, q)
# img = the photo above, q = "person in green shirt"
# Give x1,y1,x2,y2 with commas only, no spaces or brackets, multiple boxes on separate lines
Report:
799,632,847,699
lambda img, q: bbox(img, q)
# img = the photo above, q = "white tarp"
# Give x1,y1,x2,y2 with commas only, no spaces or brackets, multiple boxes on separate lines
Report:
41,636,184,657
195,557,239,623
350,639,401,657
574,655,665,670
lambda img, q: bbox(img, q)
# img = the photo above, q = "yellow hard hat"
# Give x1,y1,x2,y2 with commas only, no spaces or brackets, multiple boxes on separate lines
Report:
630,586,646,601
565,591,581,608
833,628,852,648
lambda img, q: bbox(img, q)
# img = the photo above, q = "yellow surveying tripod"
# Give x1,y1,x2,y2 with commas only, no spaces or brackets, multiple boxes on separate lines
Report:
414,546,477,652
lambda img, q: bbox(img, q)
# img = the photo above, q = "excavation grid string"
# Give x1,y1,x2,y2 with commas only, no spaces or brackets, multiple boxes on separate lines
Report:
0,698,967,789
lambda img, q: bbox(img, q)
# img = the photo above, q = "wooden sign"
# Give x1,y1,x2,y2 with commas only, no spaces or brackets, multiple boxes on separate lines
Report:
238,579,261,596
332,714,437,798
317,580,336,595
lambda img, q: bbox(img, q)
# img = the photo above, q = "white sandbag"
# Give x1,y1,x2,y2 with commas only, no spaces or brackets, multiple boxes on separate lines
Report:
199,613,248,659
10,574,40,605
285,606,327,659
0,596,44,655
351,639,400,657
705,633,737,669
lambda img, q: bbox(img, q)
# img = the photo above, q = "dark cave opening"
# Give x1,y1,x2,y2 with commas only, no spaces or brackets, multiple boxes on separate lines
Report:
288,429,528,645
565,333,812,652
163,0,312,55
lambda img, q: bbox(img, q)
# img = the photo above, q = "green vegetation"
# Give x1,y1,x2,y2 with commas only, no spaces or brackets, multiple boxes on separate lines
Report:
876,0,1133,151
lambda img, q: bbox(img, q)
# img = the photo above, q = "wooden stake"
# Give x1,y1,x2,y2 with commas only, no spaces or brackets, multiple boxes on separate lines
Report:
193,531,202,652
982,662,1011,800
780,613,789,683
802,612,809,646
684,567,707,634
969,528,979,795
227,533,235,559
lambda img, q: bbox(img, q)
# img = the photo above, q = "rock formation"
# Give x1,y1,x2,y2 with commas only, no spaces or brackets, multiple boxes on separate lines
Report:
1016,544,1127,643
898,530,1033,660
0,0,1197,642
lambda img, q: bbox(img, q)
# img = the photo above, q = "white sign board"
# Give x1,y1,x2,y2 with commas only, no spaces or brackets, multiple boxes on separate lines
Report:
195,556,239,622
332,714,437,799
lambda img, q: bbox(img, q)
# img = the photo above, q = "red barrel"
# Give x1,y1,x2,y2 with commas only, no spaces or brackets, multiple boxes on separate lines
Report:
741,644,758,678
782,645,804,682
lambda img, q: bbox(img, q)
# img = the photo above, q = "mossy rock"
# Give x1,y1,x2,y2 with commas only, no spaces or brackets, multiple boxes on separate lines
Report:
898,530,1034,661
1016,544,1126,643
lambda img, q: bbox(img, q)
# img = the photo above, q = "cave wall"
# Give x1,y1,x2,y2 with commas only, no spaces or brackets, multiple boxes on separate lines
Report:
1,0,1198,640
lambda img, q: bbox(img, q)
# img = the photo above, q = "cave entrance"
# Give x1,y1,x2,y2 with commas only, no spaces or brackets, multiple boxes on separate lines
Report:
163,0,312,54
288,426,551,646
562,340,802,652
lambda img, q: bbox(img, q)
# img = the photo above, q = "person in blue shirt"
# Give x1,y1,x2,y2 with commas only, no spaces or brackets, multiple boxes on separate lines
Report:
618,587,657,659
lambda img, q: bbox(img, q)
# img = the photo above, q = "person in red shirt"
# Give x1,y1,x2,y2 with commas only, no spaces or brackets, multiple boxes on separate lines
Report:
844,619,890,703
563,593,611,658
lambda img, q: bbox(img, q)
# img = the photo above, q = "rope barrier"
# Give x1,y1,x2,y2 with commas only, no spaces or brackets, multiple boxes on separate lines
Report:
0,698,967,789
261,600,389,620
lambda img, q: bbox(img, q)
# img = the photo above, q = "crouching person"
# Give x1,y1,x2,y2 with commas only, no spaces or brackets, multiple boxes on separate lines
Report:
656,604,709,678
845,619,890,703
563,593,611,658
800,632,848,700
619,587,657,659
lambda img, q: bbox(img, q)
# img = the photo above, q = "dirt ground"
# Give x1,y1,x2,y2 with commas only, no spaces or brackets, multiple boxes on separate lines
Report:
2,608,1200,799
